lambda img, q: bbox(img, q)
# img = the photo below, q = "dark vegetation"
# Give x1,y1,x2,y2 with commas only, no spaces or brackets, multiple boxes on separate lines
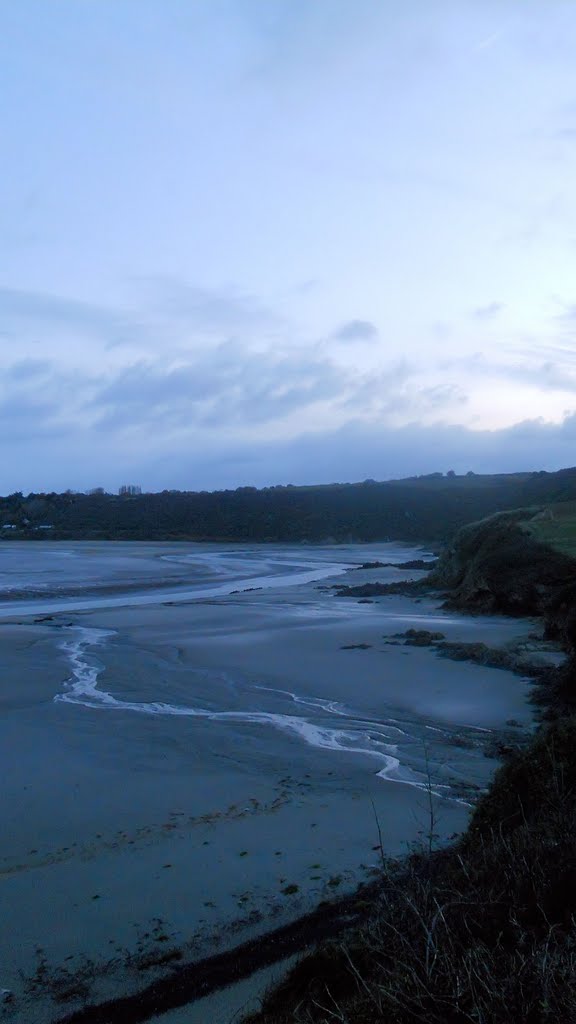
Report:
4,466,576,542
243,721,576,1024
240,510,576,1024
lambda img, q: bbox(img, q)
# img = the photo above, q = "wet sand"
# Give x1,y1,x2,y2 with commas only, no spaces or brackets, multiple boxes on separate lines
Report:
0,542,537,1022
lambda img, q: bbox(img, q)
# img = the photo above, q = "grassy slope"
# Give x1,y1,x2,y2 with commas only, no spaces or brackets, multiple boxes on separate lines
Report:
524,502,576,559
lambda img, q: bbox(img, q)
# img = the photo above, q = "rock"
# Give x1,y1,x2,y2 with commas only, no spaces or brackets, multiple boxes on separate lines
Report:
395,558,438,570
351,558,437,571
333,580,428,598
435,641,547,678
402,628,446,646
429,509,576,618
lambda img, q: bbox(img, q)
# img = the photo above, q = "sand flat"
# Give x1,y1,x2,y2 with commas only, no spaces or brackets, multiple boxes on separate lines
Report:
0,542,536,1022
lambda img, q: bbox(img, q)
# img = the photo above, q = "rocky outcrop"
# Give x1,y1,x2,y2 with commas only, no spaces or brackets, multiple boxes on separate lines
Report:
429,509,576,619
389,630,552,678
399,628,446,645
427,508,576,716
351,559,437,571
332,579,428,598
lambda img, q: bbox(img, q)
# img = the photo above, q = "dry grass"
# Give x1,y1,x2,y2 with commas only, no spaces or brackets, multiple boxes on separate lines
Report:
243,720,576,1024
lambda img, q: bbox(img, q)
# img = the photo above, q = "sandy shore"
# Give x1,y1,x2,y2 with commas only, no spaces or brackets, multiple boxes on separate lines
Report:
0,542,538,1022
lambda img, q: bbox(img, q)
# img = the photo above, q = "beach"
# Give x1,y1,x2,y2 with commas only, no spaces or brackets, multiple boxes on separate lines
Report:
0,542,536,1022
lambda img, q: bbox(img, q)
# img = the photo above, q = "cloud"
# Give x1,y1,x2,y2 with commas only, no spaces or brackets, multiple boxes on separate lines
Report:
0,287,140,345
554,303,576,327
332,319,378,342
137,277,282,332
0,393,66,441
471,302,503,321
418,383,468,409
470,355,576,395
0,359,99,441
90,343,366,432
187,415,576,490
0,281,283,355
2,391,576,493
5,358,53,380
0,336,436,455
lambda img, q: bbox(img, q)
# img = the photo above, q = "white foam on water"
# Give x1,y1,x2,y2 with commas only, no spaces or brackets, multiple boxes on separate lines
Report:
54,627,438,793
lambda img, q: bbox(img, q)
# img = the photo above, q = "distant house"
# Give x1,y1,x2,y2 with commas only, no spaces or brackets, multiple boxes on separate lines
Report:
35,524,55,531
1,524,17,530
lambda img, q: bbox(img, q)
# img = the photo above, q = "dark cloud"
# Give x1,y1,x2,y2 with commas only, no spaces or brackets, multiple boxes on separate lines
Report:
2,345,417,442
332,319,378,342
90,345,355,431
6,413,574,495
1,285,575,493
183,416,576,490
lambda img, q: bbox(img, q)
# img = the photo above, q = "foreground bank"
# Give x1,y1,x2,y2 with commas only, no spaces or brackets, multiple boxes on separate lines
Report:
241,509,576,1024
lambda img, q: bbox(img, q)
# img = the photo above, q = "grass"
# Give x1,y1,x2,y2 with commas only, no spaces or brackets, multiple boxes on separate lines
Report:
242,718,576,1024
524,501,576,559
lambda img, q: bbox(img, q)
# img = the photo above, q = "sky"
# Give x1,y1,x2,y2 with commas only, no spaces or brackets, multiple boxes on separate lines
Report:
2,0,576,493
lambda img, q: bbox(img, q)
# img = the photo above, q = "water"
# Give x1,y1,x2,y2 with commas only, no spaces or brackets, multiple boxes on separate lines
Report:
55,624,447,795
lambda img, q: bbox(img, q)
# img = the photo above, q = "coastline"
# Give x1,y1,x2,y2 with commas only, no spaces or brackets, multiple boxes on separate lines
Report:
239,511,576,1024
0,541,541,1023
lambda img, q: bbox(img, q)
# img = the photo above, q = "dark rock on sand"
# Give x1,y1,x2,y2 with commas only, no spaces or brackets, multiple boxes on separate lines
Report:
352,558,437,571
435,640,547,677
389,629,550,678
332,579,429,598
399,628,446,646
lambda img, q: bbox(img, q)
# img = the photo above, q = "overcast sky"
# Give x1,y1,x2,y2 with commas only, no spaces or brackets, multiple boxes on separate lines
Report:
2,0,576,492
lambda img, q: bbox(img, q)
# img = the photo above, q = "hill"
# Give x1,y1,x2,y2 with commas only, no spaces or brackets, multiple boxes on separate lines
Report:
4,466,576,542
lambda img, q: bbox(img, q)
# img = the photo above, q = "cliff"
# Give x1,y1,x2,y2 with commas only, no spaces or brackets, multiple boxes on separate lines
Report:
429,507,576,622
